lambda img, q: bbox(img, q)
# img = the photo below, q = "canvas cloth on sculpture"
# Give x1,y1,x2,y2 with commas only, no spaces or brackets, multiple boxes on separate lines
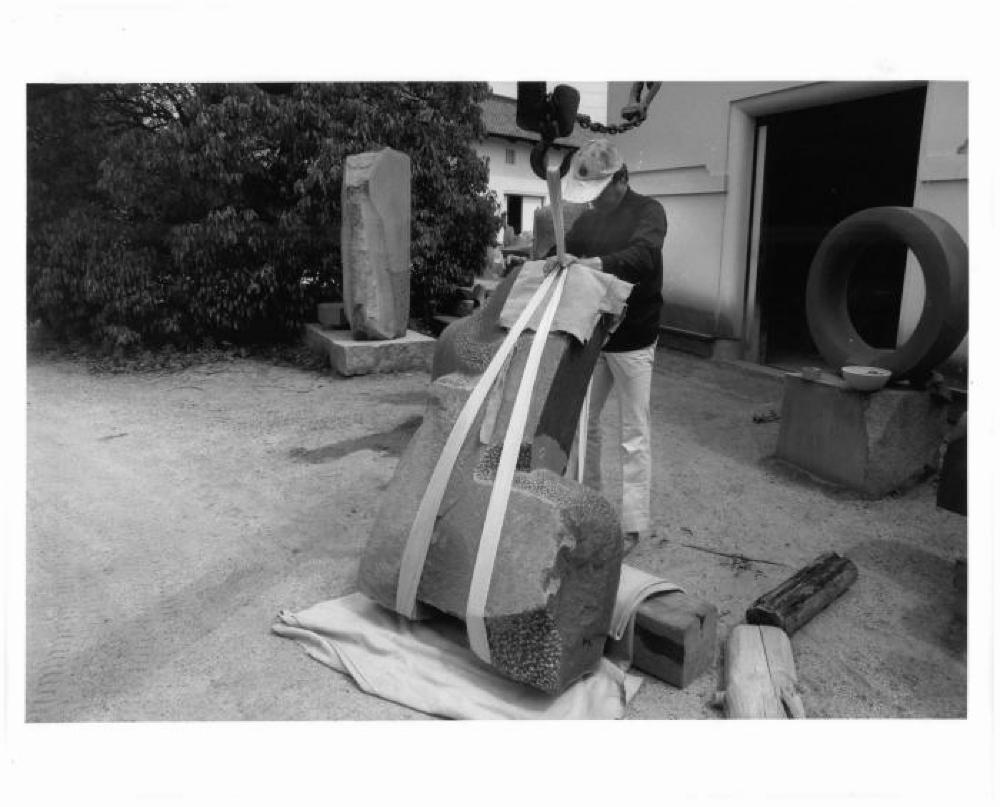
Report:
498,260,633,344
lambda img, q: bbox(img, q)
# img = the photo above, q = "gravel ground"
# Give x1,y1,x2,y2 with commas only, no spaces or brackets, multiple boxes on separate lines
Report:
24,346,967,722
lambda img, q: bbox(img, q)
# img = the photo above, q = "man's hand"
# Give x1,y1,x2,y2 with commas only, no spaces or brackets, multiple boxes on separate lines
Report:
543,254,602,274
620,102,649,123
543,253,578,274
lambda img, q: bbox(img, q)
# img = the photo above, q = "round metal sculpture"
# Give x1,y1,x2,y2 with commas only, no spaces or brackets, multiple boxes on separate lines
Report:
805,206,968,381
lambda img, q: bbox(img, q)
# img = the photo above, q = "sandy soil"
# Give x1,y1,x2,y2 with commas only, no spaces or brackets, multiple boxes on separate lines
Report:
24,347,967,720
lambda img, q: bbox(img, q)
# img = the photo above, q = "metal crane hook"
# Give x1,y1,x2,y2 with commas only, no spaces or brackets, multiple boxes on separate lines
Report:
516,82,581,180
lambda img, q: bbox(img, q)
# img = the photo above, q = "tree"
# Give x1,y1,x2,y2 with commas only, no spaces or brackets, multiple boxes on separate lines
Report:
27,82,499,348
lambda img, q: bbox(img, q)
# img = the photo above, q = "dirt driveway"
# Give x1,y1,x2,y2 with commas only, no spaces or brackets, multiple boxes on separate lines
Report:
24,348,967,720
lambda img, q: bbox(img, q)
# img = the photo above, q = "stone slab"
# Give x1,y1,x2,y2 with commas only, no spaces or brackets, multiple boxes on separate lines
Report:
775,373,947,496
303,324,434,376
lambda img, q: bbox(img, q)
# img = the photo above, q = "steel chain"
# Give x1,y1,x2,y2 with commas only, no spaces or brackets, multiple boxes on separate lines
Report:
576,114,643,135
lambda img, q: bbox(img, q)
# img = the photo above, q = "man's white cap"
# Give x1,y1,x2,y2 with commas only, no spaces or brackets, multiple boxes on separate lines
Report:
561,138,625,204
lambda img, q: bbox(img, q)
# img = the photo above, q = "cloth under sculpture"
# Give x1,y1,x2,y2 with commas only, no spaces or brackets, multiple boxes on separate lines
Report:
272,565,680,720
498,260,633,344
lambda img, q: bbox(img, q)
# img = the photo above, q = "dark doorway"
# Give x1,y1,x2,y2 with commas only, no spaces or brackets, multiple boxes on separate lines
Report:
753,86,927,369
506,195,523,234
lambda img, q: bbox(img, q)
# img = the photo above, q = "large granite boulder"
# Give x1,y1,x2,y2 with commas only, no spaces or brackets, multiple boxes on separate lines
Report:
357,266,625,693
341,148,411,340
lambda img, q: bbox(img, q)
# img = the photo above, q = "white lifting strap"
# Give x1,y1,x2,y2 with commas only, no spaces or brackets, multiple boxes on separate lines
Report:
394,268,563,619
465,265,569,662
573,378,592,484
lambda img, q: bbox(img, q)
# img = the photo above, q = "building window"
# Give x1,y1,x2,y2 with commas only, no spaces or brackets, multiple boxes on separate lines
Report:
505,148,516,165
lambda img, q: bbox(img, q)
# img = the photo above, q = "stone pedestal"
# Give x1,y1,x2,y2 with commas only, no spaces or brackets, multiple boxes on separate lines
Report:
341,148,412,340
304,324,434,377
775,373,947,496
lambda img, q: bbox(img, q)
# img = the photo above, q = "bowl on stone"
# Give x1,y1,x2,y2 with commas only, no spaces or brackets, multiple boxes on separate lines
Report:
841,365,892,392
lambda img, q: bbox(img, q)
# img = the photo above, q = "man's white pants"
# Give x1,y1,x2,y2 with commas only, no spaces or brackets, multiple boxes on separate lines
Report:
582,345,655,534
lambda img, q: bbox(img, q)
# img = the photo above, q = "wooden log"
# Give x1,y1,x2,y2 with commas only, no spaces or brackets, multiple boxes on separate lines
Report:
718,624,806,719
745,551,858,636
631,592,718,689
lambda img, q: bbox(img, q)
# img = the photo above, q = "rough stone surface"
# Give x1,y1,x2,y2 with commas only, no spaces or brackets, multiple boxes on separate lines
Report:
341,148,411,340
358,265,624,693
303,324,434,377
775,374,948,496
433,265,610,475
357,374,623,693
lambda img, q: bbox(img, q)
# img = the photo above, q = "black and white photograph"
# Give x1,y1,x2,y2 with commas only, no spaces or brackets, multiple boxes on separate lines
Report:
4,3,997,805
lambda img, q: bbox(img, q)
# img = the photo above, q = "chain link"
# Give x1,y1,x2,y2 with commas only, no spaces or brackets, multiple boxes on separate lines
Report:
575,113,642,135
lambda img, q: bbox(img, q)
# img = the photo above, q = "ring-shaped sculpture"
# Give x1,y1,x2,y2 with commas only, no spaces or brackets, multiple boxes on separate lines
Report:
805,206,968,381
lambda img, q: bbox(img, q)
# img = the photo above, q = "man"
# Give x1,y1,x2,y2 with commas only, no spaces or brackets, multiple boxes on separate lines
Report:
544,138,667,552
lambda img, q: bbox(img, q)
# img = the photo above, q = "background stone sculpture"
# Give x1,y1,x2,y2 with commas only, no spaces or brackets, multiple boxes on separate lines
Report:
341,148,412,340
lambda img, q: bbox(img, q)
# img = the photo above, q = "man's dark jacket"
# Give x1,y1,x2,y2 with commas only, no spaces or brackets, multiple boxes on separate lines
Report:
564,188,667,352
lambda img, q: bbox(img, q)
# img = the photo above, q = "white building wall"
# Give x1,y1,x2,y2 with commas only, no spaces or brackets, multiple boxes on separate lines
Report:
608,81,799,335
608,81,969,370
898,81,969,369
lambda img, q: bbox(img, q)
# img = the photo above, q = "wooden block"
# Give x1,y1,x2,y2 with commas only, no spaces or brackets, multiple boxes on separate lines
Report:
719,624,806,719
746,551,858,636
631,591,718,688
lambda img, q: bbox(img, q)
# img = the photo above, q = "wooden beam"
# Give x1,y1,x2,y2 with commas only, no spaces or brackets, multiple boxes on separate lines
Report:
746,552,858,636
718,624,806,719
631,592,718,689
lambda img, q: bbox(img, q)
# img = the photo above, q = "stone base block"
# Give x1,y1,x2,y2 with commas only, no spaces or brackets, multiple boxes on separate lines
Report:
304,324,434,376
317,302,349,329
775,373,947,496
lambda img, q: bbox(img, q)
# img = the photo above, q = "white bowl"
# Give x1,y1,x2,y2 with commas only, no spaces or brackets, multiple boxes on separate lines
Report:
841,365,892,392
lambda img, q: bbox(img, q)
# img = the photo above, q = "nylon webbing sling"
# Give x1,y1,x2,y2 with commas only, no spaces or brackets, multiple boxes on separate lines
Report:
394,267,563,619
465,266,569,662
573,379,591,484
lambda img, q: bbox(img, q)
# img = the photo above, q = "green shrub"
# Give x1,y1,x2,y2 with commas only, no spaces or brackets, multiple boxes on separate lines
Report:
27,82,500,348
